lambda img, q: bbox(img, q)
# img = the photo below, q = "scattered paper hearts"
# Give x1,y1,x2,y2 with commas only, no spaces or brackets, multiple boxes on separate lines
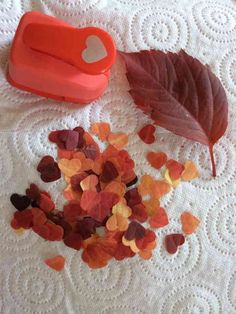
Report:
9,122,200,269
10,193,31,211
138,124,156,144
165,233,185,254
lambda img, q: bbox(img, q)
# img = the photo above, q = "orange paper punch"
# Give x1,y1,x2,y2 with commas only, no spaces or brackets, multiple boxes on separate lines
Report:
7,12,116,104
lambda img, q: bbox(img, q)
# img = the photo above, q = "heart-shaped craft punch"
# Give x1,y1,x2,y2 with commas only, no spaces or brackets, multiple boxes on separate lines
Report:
23,23,116,75
82,35,108,64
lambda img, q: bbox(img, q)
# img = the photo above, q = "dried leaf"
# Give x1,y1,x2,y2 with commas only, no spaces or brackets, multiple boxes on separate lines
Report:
120,50,228,176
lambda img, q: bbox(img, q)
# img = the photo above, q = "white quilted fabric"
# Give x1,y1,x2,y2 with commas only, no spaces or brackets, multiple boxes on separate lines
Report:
0,0,236,313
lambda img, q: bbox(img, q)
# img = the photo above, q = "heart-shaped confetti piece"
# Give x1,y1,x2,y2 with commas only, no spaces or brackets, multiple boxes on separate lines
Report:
166,159,184,180
181,161,199,181
91,122,111,141
10,194,31,211
100,160,119,183
147,151,167,169
181,212,200,235
149,207,169,228
108,132,128,150
165,233,185,254
106,214,129,231
45,255,65,271
124,221,146,240
138,124,156,144
58,158,82,177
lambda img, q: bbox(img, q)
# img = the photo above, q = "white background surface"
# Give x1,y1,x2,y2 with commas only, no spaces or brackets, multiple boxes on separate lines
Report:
0,0,236,313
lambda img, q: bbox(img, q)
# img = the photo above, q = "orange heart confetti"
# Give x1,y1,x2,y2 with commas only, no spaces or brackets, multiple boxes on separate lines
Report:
151,180,171,199
80,174,98,191
45,255,65,271
112,202,132,217
104,181,126,197
58,158,82,177
146,152,167,169
181,161,199,181
143,198,160,216
106,214,129,231
9,122,200,270
91,122,111,141
181,211,200,235
108,132,128,150
138,174,154,197
149,207,169,228
122,236,140,253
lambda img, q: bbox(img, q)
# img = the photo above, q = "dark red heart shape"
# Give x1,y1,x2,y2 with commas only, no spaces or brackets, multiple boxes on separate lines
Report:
10,193,31,211
100,161,119,183
63,232,82,250
37,155,61,183
124,188,142,207
49,130,79,150
138,124,156,144
14,209,33,228
25,183,40,200
124,221,146,240
165,233,185,254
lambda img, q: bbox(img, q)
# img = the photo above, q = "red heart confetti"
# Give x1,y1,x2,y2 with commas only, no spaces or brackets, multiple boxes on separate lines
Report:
166,159,185,180
138,124,156,144
165,233,185,254
45,255,65,271
9,121,200,269
149,207,169,229
147,152,167,170
37,155,61,183
100,160,119,183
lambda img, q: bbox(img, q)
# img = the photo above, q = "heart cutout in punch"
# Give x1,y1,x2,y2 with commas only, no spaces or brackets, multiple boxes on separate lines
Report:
82,35,108,64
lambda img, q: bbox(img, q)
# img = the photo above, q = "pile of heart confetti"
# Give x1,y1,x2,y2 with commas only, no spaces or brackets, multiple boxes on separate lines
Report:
10,122,200,270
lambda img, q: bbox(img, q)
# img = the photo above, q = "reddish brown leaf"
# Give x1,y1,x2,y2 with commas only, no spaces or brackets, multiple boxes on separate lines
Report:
120,50,228,176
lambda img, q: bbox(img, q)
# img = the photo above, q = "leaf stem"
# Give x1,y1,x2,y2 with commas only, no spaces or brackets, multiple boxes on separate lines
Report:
209,143,216,177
